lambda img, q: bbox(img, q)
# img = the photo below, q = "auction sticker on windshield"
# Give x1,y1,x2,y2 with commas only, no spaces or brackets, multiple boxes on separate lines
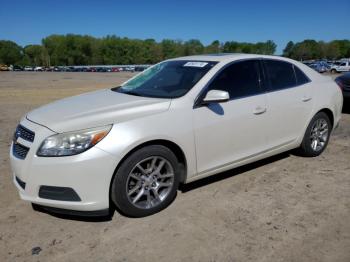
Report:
183,62,208,67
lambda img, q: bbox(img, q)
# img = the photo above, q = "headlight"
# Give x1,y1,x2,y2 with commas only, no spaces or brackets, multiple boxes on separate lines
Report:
37,125,112,157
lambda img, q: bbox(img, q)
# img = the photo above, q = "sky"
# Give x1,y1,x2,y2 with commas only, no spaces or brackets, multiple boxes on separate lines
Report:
0,0,349,54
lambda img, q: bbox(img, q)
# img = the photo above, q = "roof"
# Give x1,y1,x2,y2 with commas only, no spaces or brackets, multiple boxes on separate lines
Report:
168,53,323,80
169,53,283,62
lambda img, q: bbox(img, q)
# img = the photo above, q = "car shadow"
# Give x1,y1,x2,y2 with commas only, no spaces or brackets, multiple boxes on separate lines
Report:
32,204,113,222
179,151,291,193
33,151,292,221
207,103,225,115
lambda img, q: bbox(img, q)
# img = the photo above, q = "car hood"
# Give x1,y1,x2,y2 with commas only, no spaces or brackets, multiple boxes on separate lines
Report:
26,89,171,133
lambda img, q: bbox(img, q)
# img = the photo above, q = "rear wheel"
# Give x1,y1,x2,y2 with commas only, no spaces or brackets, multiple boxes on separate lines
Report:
298,112,331,157
111,145,180,217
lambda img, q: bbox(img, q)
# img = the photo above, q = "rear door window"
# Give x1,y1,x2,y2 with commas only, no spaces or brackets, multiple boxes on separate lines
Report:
264,60,297,91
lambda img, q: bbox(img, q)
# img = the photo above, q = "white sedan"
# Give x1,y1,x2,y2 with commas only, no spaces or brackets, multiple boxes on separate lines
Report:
10,54,343,217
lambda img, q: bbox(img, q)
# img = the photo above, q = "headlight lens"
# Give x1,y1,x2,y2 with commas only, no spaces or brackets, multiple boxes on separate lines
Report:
37,125,112,157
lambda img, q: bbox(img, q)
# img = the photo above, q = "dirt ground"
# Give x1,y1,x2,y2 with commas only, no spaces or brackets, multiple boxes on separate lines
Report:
0,72,349,262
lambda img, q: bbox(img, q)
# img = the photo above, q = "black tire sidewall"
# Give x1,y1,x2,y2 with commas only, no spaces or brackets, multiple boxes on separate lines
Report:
111,145,180,217
300,112,331,157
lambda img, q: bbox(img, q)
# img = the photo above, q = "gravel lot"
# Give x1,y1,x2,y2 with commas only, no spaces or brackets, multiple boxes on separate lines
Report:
0,72,349,262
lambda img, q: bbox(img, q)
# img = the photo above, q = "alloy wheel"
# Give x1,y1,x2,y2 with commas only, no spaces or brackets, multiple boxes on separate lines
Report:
126,156,175,209
309,118,329,152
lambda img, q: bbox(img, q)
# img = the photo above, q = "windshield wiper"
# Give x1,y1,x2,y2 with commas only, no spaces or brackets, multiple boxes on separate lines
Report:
111,86,120,91
120,90,143,97
111,86,143,96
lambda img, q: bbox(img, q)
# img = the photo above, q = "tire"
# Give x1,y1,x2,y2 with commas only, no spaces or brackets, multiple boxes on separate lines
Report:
298,112,332,157
111,145,180,217
331,69,337,74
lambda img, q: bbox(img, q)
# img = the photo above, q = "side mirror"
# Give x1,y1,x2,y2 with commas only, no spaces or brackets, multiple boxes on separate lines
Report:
202,90,230,104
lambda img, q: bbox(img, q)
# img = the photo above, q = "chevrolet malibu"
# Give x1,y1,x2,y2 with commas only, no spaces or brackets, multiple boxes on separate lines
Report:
10,54,343,217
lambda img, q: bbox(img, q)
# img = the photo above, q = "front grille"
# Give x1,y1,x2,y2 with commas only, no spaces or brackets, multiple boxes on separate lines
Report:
13,125,35,142
13,143,30,159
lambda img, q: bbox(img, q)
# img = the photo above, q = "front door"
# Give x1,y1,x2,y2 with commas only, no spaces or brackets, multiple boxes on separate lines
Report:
193,59,268,174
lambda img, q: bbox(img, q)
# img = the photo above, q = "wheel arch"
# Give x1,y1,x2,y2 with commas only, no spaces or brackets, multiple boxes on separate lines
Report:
317,108,334,128
110,139,188,192
298,107,335,146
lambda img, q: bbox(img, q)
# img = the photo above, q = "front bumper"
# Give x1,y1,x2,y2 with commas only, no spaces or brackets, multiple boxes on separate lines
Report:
10,118,118,212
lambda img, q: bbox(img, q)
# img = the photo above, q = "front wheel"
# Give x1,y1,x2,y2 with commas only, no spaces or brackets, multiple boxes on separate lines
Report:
297,112,331,157
111,145,180,217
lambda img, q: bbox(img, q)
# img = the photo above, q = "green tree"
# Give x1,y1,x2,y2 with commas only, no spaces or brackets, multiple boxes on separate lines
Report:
161,39,183,59
254,40,276,55
288,40,322,60
222,41,241,53
0,40,23,65
183,39,204,56
4,34,349,66
324,42,341,59
205,40,221,53
283,41,294,57
330,40,350,58
23,45,48,66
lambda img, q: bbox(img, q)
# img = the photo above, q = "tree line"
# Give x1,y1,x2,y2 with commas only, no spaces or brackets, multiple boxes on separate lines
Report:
0,34,276,66
0,34,349,66
283,40,350,61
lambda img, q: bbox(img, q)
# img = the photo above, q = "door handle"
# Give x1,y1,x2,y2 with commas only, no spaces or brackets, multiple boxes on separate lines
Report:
253,106,267,115
302,96,312,102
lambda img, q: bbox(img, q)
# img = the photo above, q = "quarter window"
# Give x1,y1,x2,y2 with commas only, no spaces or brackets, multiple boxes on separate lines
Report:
206,60,262,100
293,65,310,85
264,60,297,91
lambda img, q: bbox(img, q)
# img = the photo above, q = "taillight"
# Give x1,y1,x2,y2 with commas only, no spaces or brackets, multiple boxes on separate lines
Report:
335,79,344,91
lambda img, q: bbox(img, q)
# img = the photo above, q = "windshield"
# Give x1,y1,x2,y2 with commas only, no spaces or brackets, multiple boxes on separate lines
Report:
113,60,217,98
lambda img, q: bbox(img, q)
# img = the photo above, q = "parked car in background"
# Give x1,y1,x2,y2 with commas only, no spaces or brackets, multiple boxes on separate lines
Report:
335,72,350,99
135,66,146,72
34,66,43,71
309,63,328,73
331,61,350,73
0,64,9,71
302,61,312,67
87,67,96,72
13,65,23,71
319,61,331,70
59,66,74,72
124,66,135,72
24,66,34,71
111,67,120,72
72,67,83,72
10,54,343,217
95,67,103,72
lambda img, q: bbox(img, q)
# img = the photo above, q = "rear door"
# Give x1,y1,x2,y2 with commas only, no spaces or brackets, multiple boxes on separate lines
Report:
262,59,313,148
193,59,269,174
